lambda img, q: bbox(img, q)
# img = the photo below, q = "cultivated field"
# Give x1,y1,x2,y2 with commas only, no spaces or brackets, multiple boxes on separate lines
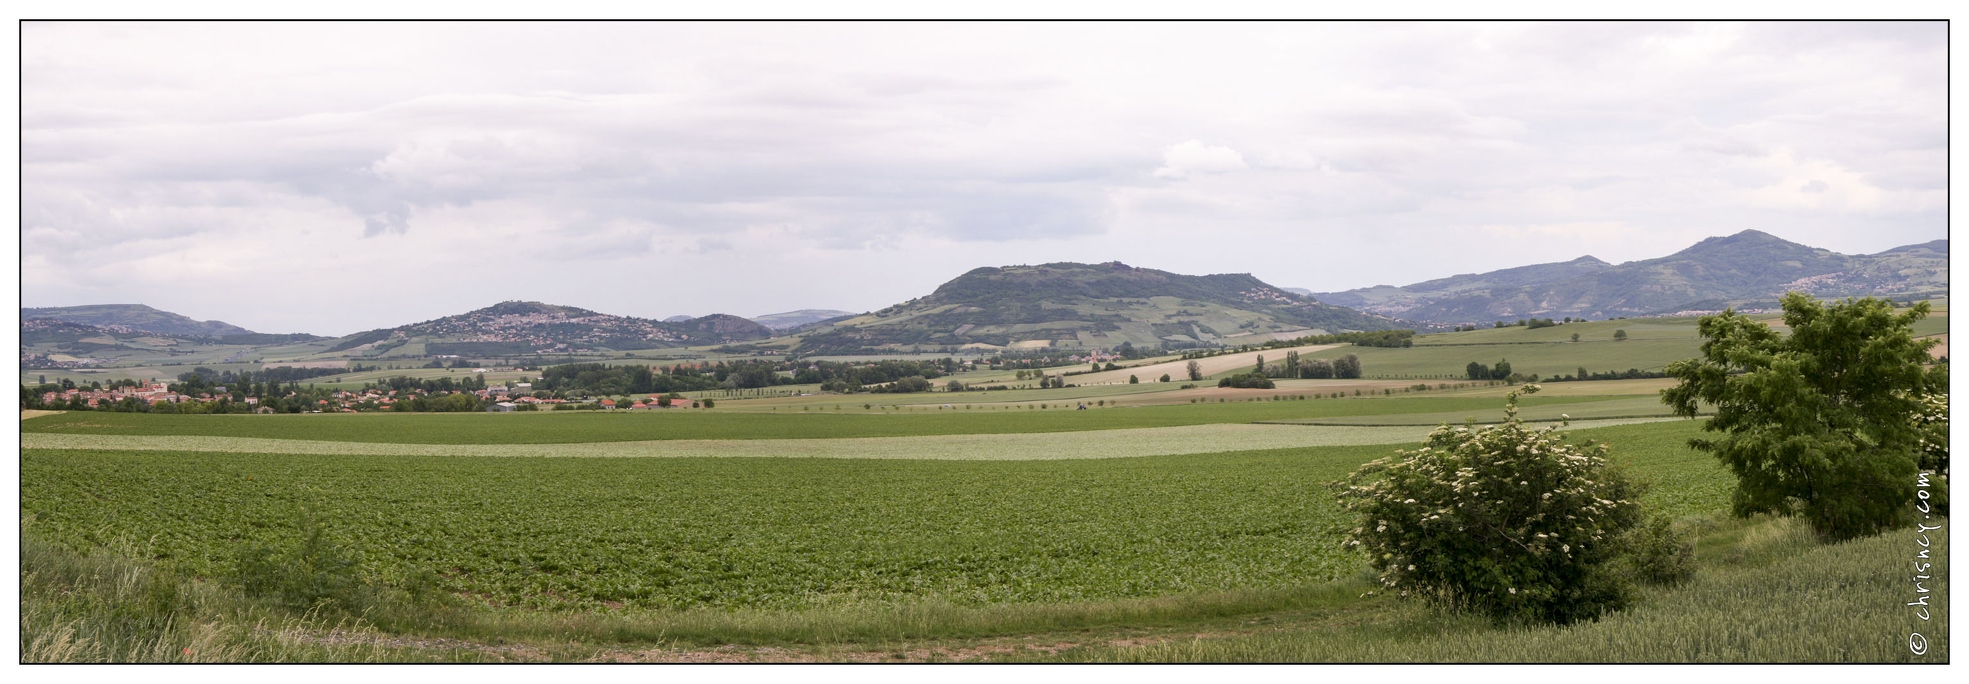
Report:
19,304,1949,662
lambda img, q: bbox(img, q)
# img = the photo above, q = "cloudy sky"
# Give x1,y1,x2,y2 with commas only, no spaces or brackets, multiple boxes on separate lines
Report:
20,21,1946,336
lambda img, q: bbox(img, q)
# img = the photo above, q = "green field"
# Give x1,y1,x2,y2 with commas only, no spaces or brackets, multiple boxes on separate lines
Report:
20,421,1724,613
20,394,1643,443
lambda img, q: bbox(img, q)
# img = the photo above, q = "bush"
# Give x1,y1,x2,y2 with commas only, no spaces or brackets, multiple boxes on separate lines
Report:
1128,375,1140,384
231,510,369,611
1335,385,1645,624
1216,373,1275,389
1621,514,1696,587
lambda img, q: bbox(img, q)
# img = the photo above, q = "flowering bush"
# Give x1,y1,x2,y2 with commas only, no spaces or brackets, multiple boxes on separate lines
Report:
1914,391,1948,516
1334,385,1645,624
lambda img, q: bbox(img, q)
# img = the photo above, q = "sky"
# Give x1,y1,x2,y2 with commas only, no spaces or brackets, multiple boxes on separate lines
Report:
19,21,1948,336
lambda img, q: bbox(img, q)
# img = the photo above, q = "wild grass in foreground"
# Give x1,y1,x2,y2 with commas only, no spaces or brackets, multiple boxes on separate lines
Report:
24,514,1942,662
18,533,493,663
1032,516,1948,663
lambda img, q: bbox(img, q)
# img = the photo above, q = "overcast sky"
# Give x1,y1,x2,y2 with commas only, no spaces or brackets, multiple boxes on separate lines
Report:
20,21,1946,336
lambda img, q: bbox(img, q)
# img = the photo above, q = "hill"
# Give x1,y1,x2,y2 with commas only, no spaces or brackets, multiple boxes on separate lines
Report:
1311,231,1948,324
790,262,1404,354
750,309,858,330
322,301,774,357
22,304,258,337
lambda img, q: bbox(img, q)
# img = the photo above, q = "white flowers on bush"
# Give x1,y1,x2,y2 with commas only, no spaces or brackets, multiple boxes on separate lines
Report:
1334,384,1645,623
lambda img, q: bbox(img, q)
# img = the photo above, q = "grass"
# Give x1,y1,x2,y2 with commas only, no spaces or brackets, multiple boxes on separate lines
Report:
20,393,1640,443
1268,396,1687,425
19,530,493,663
1033,516,1947,663
20,421,1724,614
1303,337,1706,380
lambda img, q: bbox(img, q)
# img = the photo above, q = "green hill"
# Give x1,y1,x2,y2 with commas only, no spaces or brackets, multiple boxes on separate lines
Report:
21,304,258,337
323,301,775,358
1314,231,1947,324
790,262,1405,354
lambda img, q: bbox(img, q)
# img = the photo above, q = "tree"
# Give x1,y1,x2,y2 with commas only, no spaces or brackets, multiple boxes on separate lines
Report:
1491,359,1512,381
1612,329,1628,342
1129,375,1140,384
1333,354,1362,379
1304,358,1335,379
1159,374,1171,382
1661,293,1944,541
1466,361,1488,381
1254,354,1266,376
1571,333,1581,343
1186,360,1203,381
1335,386,1646,624
1285,350,1301,379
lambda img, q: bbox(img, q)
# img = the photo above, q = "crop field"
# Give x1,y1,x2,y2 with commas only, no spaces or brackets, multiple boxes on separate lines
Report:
1301,337,1706,380
18,418,1674,461
20,421,1723,613
21,393,1644,443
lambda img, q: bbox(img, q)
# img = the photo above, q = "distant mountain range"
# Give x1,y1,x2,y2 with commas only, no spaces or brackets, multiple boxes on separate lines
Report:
20,231,1947,365
786,261,1402,354
1308,230,1947,324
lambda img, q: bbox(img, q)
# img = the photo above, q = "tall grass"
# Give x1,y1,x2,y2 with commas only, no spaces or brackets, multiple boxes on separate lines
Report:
19,530,483,663
1039,516,1947,663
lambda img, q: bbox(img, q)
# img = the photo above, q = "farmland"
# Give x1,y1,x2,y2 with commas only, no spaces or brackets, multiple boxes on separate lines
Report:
18,299,1948,663
22,420,1725,613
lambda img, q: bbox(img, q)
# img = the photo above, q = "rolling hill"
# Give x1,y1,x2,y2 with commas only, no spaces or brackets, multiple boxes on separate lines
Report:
750,309,858,330
22,304,259,337
789,262,1405,354
1312,230,1948,324
320,301,774,358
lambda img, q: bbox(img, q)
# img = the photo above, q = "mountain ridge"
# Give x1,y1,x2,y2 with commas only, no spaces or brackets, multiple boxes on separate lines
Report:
1310,231,1947,324
788,261,1405,354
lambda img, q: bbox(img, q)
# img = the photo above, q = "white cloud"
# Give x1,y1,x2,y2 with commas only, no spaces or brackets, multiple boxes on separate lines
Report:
1153,140,1248,179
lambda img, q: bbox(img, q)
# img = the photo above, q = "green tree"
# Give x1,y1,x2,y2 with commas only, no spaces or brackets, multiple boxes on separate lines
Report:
1661,293,1944,541
1612,329,1628,342
1571,333,1581,343
1159,373,1171,382
1186,360,1203,381
1491,359,1512,381
1466,361,1488,381
1334,354,1362,379
1129,375,1140,384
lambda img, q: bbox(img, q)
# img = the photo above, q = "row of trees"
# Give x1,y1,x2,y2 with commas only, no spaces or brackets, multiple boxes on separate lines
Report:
1252,352,1363,379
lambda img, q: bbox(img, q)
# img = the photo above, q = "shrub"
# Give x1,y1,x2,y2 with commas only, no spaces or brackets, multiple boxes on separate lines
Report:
231,510,369,611
1216,373,1275,389
1335,385,1645,624
1159,374,1171,382
1129,375,1140,384
1621,514,1696,587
